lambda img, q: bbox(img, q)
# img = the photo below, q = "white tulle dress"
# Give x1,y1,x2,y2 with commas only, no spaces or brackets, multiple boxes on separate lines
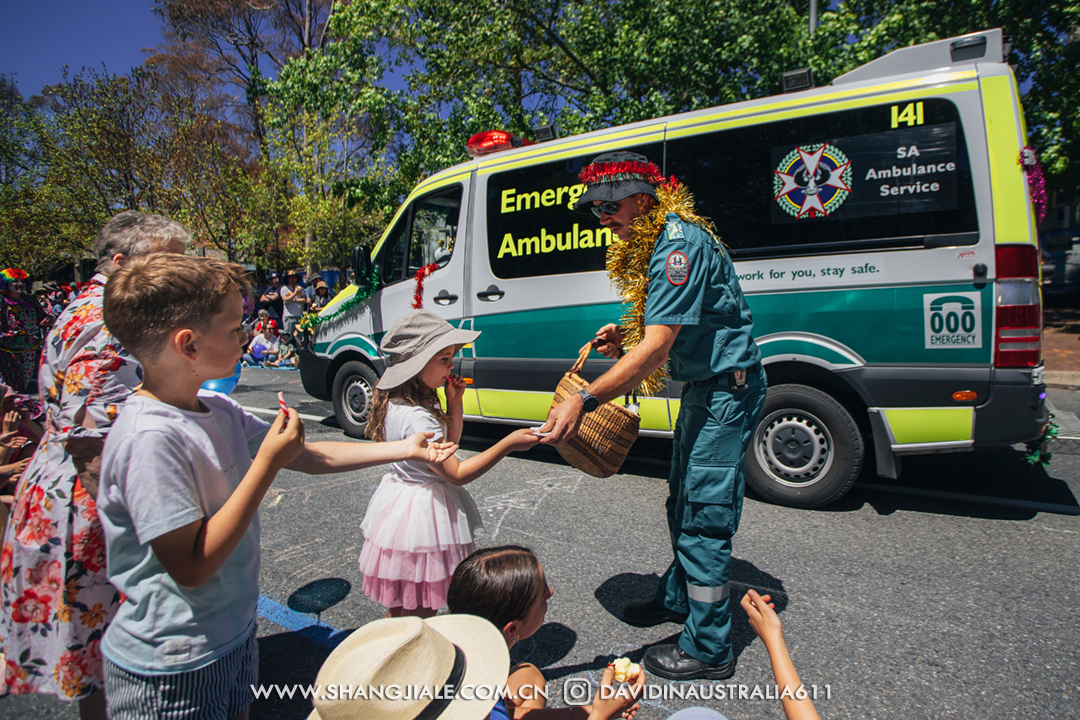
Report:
358,402,481,610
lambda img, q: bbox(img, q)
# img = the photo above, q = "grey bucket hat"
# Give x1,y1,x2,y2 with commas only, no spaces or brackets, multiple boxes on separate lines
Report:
377,310,480,390
573,151,662,211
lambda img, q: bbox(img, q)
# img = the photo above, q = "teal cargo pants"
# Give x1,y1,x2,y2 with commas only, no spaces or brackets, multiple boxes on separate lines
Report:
655,367,767,665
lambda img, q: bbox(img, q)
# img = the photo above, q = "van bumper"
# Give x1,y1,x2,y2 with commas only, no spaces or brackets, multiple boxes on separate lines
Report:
299,347,332,401
974,367,1048,446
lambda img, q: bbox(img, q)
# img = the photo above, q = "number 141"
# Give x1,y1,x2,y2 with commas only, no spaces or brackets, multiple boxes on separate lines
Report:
891,102,924,128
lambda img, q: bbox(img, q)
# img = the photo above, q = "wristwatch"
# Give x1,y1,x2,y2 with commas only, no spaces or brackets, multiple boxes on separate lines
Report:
578,388,600,413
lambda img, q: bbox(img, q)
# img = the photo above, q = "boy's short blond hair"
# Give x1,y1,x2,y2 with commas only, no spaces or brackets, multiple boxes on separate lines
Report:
104,254,251,361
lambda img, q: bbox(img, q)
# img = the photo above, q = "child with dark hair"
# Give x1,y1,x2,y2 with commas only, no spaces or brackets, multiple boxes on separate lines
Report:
448,545,644,720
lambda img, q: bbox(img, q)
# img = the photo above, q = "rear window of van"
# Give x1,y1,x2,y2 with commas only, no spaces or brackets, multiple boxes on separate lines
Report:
666,98,978,259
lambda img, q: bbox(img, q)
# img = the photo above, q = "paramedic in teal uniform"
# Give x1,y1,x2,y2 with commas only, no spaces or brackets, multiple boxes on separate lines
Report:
540,151,767,681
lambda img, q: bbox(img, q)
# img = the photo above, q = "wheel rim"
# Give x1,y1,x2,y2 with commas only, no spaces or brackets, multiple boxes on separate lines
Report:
343,374,374,426
754,408,834,487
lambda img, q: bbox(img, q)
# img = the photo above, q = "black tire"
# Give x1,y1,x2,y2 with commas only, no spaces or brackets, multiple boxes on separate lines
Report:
332,361,380,439
746,383,863,509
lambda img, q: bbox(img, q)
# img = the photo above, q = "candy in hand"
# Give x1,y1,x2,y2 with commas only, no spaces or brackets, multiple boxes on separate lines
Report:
611,657,641,683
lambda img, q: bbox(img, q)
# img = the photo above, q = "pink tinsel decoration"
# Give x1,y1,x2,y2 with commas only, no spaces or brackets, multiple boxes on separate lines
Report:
1019,146,1047,224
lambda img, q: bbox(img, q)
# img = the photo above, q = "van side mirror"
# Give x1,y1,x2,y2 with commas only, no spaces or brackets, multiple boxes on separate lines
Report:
352,245,375,285
434,248,452,269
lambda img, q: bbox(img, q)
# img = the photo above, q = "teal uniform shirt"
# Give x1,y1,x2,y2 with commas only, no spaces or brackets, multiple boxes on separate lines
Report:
643,213,760,380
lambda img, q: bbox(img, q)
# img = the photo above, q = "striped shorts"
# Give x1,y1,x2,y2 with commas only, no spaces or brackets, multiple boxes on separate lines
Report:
104,627,259,720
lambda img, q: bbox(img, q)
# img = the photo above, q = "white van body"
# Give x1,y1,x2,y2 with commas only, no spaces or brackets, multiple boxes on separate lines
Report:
300,29,1047,507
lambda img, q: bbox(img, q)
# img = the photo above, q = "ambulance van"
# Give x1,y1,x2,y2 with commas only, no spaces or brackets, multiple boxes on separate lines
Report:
299,29,1048,508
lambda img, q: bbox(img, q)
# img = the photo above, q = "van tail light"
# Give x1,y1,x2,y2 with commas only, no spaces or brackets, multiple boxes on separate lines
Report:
994,244,1041,368
466,131,535,158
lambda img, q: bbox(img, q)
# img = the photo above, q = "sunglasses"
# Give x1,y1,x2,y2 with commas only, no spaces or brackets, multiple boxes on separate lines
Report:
591,201,622,218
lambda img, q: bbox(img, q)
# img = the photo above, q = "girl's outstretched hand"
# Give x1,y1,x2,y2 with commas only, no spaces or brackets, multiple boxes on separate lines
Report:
741,588,781,648
406,432,458,464
588,663,644,720
504,427,542,452
444,375,467,407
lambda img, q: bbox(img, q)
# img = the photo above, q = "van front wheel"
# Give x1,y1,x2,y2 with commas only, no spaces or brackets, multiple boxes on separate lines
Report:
746,384,863,509
332,361,379,439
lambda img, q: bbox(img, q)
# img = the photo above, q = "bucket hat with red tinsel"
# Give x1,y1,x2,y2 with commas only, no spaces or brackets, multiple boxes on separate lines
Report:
574,151,663,211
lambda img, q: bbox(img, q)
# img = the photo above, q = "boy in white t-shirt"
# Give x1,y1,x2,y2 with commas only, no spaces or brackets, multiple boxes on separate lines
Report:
97,254,457,720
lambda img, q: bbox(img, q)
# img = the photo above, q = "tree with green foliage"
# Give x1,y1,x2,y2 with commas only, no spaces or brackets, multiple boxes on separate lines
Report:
297,0,1078,205
0,67,174,274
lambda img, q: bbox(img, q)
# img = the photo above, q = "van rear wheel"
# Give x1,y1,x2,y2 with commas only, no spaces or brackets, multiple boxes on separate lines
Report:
332,361,379,439
746,384,863,509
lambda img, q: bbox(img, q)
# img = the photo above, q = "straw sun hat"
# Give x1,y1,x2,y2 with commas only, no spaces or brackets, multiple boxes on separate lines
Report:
307,615,510,720
376,310,480,390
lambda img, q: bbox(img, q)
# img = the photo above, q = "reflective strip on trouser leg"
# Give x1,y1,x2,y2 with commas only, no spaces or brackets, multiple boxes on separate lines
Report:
686,582,730,604
677,531,733,665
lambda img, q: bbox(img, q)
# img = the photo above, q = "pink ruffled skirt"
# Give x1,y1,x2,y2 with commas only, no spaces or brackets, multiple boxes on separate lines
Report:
359,474,481,610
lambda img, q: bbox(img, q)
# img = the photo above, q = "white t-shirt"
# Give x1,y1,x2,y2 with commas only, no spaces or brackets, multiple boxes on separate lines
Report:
385,401,446,485
282,284,305,319
98,391,271,673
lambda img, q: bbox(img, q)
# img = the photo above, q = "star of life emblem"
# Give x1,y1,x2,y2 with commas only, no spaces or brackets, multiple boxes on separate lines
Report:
774,144,853,219
666,251,689,285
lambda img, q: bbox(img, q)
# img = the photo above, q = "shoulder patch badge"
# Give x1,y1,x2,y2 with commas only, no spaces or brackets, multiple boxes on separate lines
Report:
666,221,685,239
666,250,689,285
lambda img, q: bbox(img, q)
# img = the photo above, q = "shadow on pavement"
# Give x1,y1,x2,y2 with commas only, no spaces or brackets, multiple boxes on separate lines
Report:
816,446,1079,520
592,561,788,666
253,631,333,720
288,578,352,618
511,622,578,669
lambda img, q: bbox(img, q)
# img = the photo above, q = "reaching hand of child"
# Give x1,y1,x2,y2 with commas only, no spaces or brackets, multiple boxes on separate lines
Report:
741,588,781,648
0,430,28,450
1,458,31,480
3,409,21,434
405,432,459,464
444,375,466,407
257,409,305,471
504,427,543,452
588,663,645,720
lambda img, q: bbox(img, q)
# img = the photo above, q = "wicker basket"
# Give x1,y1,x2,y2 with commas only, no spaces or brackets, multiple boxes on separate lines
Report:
551,343,641,478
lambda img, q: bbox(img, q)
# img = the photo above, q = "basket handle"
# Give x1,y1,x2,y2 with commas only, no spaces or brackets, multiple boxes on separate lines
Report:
570,341,638,406
569,341,593,374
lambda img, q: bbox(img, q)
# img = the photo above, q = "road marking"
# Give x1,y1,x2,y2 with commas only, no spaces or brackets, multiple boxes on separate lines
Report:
859,483,1080,515
257,595,347,649
242,405,325,421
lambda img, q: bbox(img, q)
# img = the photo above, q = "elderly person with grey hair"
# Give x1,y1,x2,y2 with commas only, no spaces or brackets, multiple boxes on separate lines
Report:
0,211,188,718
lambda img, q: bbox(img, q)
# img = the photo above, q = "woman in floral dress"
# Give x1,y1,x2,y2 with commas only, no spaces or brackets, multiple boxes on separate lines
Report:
0,212,189,719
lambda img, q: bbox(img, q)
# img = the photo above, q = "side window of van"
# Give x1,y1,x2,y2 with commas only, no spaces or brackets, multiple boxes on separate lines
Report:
378,185,463,285
486,142,665,279
665,98,978,259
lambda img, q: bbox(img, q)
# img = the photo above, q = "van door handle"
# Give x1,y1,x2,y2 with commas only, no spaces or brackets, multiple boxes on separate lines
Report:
433,289,458,306
476,285,505,302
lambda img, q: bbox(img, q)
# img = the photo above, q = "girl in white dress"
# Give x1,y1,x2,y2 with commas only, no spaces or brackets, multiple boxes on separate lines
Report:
359,310,540,618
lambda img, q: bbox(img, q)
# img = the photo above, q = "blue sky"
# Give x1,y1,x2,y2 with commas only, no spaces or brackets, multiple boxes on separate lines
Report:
1,0,163,98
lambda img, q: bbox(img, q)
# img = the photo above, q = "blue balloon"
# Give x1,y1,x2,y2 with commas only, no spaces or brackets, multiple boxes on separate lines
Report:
201,362,242,395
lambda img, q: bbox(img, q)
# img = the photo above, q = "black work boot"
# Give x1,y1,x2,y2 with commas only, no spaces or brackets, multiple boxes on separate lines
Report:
642,643,736,681
621,598,689,627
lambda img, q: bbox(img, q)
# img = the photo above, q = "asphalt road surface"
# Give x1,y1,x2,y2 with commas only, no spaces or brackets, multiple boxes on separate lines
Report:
4,369,1078,719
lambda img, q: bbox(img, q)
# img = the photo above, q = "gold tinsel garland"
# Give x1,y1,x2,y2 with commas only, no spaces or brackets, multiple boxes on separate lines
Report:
605,181,723,397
